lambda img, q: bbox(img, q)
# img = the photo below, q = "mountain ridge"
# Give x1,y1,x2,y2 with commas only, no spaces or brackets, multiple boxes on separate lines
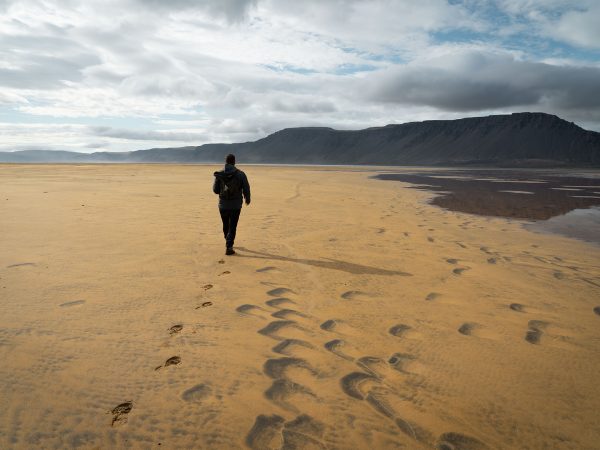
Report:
2,112,599,167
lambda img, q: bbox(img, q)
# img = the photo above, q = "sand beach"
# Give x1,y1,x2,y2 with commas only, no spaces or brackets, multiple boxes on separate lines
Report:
1,164,599,449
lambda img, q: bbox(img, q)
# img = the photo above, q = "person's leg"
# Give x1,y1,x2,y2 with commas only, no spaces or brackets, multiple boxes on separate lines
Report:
219,209,230,241
225,208,241,248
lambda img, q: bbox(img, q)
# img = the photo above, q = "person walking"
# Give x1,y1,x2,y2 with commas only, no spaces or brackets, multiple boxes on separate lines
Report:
213,154,251,255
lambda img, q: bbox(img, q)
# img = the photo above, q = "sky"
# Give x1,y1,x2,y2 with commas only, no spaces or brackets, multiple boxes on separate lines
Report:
1,0,600,153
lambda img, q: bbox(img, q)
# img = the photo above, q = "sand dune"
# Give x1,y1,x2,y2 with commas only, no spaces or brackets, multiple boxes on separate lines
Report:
1,164,599,449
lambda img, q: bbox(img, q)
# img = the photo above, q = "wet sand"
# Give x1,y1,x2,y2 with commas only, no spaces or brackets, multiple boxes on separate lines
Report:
1,164,599,449
375,169,600,244
375,169,600,220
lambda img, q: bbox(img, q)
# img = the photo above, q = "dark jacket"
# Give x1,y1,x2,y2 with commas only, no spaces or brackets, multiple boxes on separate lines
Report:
213,163,251,210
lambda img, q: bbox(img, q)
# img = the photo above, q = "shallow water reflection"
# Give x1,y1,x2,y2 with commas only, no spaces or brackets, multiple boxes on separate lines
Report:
374,169,600,244
525,207,600,244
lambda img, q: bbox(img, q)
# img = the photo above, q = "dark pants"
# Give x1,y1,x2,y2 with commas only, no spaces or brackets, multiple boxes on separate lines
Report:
219,208,241,248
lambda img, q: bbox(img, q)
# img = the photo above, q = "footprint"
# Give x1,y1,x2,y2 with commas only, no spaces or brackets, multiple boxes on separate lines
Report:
427,237,435,243
218,259,225,264
594,306,600,316
267,287,295,297
264,379,316,412
272,339,315,355
376,228,386,234
388,353,417,373
256,266,278,273
340,372,380,400
271,309,310,320
324,339,354,361
196,301,213,309
340,368,430,445
340,290,368,300
320,319,338,331
446,258,458,264
389,324,411,338
258,321,307,341
246,414,285,450
59,300,85,308
236,304,270,319
169,324,183,335
263,357,317,379
437,432,488,449
553,271,564,280
281,414,327,449
458,323,477,336
203,284,213,290
246,414,326,450
426,292,441,301
509,303,525,312
265,298,297,309
487,258,497,264
218,271,231,276
525,320,547,344
453,267,469,276
155,356,181,370
262,357,319,413
455,242,467,249
181,384,212,403
165,356,181,366
111,401,133,427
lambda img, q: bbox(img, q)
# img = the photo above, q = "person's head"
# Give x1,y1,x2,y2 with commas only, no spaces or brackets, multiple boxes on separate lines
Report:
225,154,236,165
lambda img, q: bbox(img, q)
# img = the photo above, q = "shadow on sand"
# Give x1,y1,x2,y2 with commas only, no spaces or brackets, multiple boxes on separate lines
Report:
235,247,411,276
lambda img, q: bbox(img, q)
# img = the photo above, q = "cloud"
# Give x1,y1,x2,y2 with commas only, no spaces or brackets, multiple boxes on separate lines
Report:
90,126,205,141
84,141,108,148
134,0,257,22
0,90,28,104
546,4,600,49
495,1,600,50
270,97,337,114
366,50,600,112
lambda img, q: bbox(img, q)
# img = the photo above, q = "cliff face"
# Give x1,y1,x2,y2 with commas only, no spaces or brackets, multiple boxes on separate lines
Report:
236,113,600,165
2,113,599,166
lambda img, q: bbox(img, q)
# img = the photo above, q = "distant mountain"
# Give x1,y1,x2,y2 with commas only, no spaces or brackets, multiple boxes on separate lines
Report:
2,113,599,166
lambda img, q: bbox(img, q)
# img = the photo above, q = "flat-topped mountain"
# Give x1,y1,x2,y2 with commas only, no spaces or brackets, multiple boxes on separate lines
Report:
2,113,599,166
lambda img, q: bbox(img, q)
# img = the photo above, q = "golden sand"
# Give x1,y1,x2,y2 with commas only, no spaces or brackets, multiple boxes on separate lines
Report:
1,164,599,449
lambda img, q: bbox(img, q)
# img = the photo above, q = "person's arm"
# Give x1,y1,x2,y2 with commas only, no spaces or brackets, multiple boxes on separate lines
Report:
213,176,220,194
242,172,251,205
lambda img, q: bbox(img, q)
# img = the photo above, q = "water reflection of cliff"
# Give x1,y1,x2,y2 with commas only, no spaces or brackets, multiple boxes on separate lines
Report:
375,170,600,221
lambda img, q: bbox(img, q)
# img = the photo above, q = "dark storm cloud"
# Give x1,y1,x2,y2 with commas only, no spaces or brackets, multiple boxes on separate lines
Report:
367,51,600,112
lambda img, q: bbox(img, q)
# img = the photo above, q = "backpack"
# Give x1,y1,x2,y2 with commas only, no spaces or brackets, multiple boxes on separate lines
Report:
219,171,242,200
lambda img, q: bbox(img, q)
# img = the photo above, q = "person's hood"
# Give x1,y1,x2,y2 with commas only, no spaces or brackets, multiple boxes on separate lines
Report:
214,163,237,178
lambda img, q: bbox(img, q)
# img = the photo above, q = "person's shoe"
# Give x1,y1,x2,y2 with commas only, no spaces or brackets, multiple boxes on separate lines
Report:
225,247,235,255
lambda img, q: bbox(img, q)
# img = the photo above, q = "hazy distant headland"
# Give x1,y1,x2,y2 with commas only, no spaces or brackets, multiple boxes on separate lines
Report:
2,112,600,167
